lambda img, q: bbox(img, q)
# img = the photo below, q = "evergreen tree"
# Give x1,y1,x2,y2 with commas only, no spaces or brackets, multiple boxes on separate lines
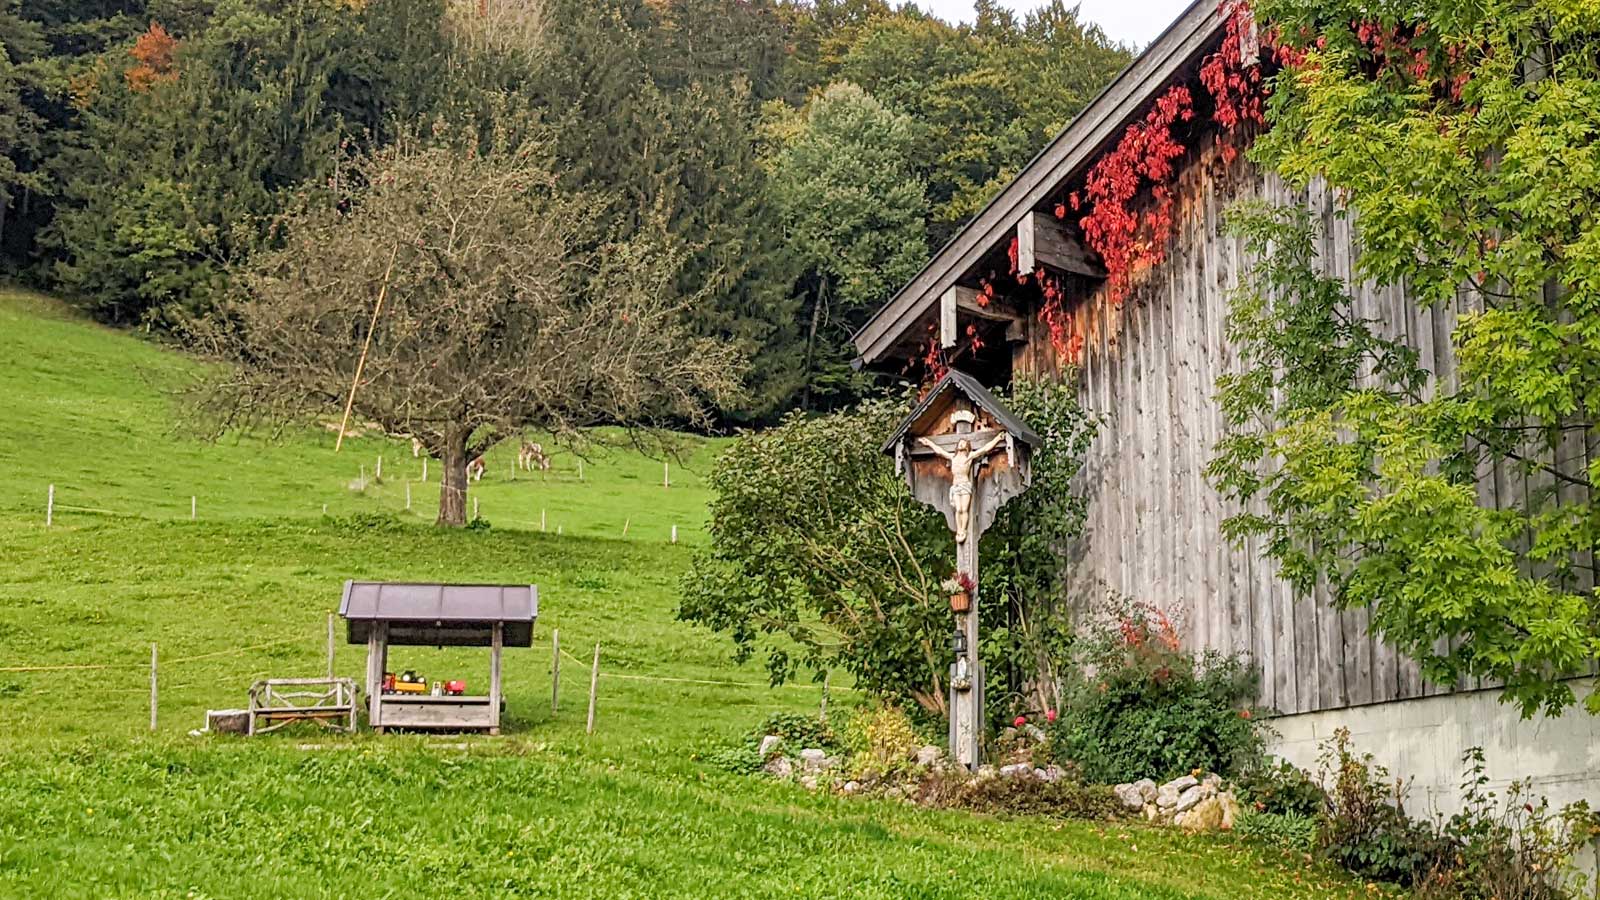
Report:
761,82,928,409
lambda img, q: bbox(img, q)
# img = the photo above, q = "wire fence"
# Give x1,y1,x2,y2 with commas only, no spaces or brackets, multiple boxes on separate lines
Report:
32,472,695,545
3,621,840,737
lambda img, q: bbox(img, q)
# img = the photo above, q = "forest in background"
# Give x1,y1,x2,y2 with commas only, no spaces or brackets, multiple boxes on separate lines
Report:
0,0,1131,422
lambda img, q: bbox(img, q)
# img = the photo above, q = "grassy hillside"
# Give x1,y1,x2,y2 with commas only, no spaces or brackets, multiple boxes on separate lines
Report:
0,290,1382,899
0,289,718,540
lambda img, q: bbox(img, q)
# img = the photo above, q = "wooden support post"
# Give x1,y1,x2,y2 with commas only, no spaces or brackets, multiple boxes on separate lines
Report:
540,508,546,532
489,622,503,735
663,461,670,488
940,286,959,348
326,613,335,679
149,643,158,732
376,455,382,480
190,496,196,521
586,643,600,735
1016,210,1105,278
670,525,677,544
405,482,411,510
577,460,584,481
422,458,428,482
550,628,560,714
46,484,53,527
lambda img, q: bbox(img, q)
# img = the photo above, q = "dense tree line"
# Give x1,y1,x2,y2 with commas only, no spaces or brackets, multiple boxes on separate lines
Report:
0,0,1130,421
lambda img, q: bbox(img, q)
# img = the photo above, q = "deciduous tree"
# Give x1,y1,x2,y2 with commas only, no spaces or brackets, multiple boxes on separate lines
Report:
190,138,744,526
1213,0,1600,716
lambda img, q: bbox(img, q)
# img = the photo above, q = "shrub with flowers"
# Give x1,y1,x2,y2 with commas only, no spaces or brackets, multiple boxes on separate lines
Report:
1042,596,1263,784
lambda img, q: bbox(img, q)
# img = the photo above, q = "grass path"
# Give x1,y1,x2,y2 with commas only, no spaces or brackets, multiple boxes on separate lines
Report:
0,290,1382,898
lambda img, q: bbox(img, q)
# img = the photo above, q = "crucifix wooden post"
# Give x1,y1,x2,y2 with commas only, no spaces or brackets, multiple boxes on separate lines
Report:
883,369,1039,770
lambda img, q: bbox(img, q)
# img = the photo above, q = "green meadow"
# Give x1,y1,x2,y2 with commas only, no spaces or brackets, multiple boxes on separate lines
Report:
0,290,1379,898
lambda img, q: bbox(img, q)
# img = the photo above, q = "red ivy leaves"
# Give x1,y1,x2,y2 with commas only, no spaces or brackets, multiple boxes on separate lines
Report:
1023,1,1272,367
1074,83,1193,309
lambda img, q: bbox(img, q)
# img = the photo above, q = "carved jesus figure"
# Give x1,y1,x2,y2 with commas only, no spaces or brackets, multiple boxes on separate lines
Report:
918,431,1008,544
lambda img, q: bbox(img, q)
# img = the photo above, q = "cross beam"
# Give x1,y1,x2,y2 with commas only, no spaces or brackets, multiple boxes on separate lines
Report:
1017,210,1105,278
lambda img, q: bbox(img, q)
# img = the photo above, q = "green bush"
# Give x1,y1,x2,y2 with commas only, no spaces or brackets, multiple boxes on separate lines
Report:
1044,598,1263,783
1417,749,1600,900
1235,810,1318,854
838,704,921,778
1314,728,1441,886
756,711,835,752
1235,758,1325,817
704,744,765,775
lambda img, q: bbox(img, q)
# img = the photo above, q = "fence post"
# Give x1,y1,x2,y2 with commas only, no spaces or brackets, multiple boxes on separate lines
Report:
586,643,600,735
540,508,546,532
578,460,584,482
46,484,54,527
190,496,196,521
376,455,383,481
473,497,479,521
663,461,670,488
670,525,677,544
405,482,411,510
422,458,428,482
149,643,158,732
326,612,335,679
550,628,560,715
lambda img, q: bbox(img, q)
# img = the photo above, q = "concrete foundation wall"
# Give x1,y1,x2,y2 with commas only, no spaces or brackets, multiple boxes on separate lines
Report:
1266,680,1600,866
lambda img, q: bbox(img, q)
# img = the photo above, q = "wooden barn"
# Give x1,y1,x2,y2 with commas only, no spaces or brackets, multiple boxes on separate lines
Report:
853,0,1599,818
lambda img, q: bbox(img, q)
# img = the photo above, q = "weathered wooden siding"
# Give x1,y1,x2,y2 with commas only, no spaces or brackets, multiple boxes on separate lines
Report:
1021,145,1591,715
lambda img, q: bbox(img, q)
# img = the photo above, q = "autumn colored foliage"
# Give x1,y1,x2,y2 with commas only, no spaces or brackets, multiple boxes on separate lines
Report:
126,22,179,92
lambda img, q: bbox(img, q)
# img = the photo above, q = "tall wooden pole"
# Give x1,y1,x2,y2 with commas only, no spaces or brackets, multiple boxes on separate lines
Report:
550,628,560,714
951,529,983,769
586,643,600,735
335,244,400,452
149,643,158,732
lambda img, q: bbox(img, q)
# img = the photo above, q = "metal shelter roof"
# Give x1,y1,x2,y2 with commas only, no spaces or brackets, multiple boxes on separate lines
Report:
339,581,538,647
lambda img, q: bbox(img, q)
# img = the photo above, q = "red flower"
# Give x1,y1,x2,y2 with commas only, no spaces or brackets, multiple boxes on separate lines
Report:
1013,715,1027,728
1045,709,1058,723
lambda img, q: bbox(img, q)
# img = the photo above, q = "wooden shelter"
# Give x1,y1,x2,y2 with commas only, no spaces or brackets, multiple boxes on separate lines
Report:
340,581,537,734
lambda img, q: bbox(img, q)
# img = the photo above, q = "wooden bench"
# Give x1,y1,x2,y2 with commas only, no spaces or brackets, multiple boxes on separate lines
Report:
248,677,358,736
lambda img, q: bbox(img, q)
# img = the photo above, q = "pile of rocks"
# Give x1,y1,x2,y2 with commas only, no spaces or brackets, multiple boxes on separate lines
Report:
758,733,1082,797
1112,772,1242,832
758,736,950,794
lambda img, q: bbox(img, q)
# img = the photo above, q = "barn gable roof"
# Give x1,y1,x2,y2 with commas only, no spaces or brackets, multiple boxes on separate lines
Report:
850,0,1225,367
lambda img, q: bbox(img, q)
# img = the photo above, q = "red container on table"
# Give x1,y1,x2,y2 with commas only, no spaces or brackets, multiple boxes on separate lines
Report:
444,680,466,696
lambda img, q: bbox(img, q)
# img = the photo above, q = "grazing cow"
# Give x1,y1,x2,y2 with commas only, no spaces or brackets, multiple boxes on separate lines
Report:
518,440,552,473
466,455,485,482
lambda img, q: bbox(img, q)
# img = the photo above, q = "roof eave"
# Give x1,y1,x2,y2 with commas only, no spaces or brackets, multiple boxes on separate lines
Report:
851,0,1225,367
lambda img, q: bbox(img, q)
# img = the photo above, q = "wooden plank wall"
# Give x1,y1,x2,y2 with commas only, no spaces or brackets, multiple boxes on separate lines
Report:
1021,145,1593,716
